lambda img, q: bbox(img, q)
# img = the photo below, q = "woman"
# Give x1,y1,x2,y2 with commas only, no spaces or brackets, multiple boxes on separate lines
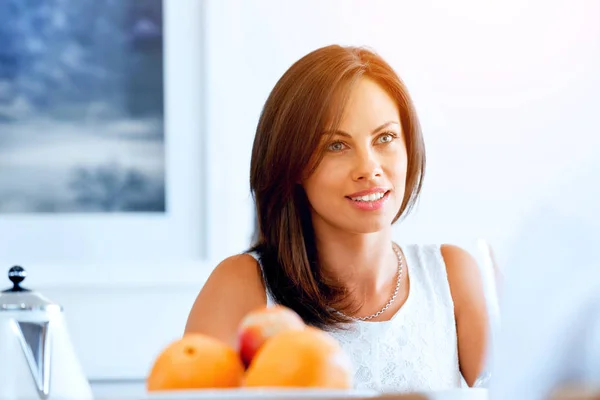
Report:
185,44,489,392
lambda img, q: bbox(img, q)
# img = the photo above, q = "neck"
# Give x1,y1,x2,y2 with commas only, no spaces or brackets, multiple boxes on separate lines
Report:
313,225,398,298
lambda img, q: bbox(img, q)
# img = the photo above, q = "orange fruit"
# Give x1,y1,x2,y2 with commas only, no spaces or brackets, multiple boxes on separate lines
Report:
243,327,353,389
147,333,245,391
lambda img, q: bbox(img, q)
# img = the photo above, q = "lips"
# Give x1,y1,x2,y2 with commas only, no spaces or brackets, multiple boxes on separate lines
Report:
344,187,392,212
348,191,387,202
346,187,390,200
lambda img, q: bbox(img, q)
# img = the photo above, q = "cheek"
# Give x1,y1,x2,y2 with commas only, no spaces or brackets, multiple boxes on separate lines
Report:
397,159,408,177
303,161,344,202
386,150,408,179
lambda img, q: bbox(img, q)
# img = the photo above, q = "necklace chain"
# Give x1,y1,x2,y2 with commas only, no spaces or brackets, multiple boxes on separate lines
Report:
334,243,404,322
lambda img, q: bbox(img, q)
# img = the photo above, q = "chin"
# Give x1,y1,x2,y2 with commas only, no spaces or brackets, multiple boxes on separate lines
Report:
341,218,393,235
312,205,398,235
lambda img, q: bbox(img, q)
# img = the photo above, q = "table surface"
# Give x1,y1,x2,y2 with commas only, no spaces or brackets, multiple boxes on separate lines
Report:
90,381,489,400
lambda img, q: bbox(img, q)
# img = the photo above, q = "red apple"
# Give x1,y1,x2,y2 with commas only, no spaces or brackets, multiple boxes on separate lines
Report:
237,305,305,367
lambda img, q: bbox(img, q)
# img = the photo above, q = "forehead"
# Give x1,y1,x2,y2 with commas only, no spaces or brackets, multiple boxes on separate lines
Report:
337,77,400,133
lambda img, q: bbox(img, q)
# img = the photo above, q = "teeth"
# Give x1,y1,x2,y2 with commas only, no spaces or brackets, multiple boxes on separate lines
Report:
351,192,385,202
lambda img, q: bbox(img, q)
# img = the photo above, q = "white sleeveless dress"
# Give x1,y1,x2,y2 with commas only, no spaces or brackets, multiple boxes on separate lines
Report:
249,243,463,392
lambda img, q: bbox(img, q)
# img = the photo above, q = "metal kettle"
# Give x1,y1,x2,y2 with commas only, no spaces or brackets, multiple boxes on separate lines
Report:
0,266,94,400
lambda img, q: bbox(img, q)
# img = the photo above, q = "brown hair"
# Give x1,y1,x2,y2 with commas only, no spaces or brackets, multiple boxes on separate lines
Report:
248,45,425,329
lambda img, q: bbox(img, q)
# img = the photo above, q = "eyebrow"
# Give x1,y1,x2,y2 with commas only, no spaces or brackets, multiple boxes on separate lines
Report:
325,121,400,138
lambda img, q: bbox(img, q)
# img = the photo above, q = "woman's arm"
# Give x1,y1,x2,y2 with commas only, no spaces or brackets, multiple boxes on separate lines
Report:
441,244,490,386
184,254,267,348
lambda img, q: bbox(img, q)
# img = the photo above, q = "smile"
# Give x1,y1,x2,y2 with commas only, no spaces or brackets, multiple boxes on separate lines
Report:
349,192,386,202
345,190,391,211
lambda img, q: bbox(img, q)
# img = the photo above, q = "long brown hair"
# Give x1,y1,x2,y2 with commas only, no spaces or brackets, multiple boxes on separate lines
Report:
248,45,426,329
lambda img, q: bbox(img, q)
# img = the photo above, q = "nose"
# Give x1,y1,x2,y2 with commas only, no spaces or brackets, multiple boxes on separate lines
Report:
351,148,383,181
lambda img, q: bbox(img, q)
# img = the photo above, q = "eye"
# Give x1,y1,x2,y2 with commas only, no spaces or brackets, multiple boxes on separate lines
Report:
377,132,397,144
327,141,346,152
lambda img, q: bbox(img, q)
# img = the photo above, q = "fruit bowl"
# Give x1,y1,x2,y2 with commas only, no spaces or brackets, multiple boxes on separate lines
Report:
144,387,379,399
145,306,365,398
147,306,356,393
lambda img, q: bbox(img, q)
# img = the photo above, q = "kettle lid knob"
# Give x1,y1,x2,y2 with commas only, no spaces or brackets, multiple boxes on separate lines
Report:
1,266,60,310
8,266,28,292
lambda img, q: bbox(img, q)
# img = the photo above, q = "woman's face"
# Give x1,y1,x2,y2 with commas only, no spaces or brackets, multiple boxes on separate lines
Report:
302,77,408,235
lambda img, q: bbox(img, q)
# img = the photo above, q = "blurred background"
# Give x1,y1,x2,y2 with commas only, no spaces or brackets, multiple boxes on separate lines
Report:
0,0,598,391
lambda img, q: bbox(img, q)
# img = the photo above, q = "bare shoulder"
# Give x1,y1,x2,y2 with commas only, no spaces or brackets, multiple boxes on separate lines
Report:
184,253,267,347
440,243,487,316
440,244,489,386
440,245,481,293
199,253,266,297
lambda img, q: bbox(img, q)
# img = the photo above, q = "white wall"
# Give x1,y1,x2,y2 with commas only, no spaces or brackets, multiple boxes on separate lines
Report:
206,0,600,264
2,0,599,382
